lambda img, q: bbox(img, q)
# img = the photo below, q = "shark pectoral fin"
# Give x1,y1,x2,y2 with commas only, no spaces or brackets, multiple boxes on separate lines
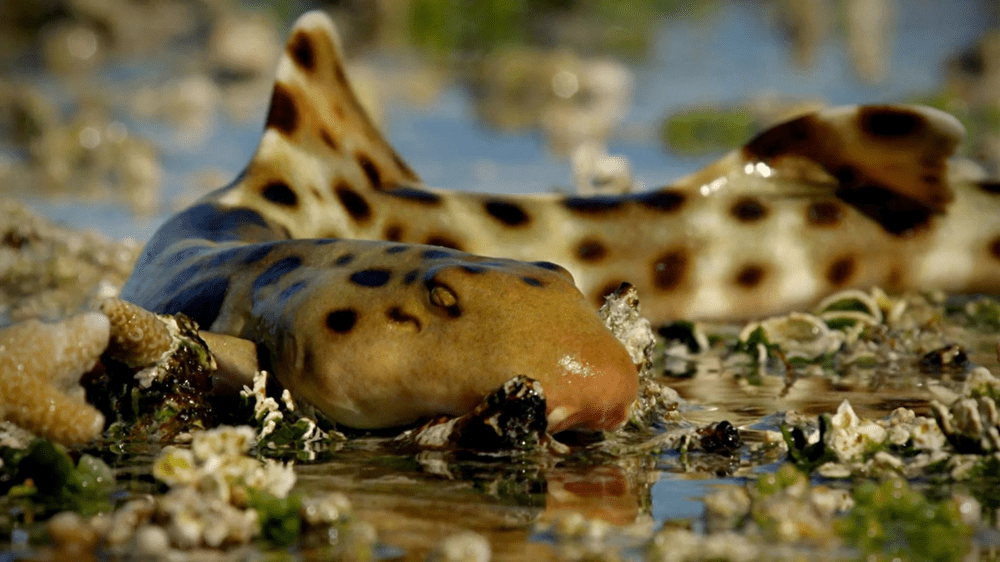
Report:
199,331,260,394
742,104,965,234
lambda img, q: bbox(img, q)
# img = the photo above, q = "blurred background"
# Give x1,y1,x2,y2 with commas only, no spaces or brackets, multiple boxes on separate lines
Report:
0,0,995,242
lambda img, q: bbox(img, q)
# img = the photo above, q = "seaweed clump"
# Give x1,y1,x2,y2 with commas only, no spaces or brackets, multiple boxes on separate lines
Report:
836,478,973,562
84,308,222,443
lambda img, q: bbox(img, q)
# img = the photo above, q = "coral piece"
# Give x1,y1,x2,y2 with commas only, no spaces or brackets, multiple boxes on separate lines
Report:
85,310,219,442
100,297,173,368
0,312,109,444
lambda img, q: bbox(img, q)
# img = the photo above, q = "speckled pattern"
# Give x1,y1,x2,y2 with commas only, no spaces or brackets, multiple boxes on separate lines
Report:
122,11,999,433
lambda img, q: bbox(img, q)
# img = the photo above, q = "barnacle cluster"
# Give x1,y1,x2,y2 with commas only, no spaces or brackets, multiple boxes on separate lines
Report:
783,400,948,478
239,370,342,460
598,282,682,428
932,367,1000,454
36,426,367,557
650,465,977,562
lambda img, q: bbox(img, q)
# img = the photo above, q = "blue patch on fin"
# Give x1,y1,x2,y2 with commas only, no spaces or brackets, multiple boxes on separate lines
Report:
163,264,204,295
242,244,274,265
252,256,303,296
350,269,392,287
160,277,231,328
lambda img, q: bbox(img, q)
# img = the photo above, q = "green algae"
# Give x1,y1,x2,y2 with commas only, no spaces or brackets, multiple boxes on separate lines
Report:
782,414,841,473
836,478,972,562
660,107,757,155
0,439,115,517
246,488,303,547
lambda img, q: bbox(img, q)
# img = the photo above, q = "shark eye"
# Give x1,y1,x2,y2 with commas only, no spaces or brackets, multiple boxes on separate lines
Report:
426,280,461,318
429,284,457,308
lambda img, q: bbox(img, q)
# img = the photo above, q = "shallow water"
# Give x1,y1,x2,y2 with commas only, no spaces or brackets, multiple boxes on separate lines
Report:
3,1,999,559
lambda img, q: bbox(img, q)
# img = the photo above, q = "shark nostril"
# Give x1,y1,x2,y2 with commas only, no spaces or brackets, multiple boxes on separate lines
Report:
386,306,422,331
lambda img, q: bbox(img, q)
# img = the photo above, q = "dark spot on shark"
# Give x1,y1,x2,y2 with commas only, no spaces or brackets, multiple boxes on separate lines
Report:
652,248,689,291
277,281,308,303
634,189,686,213
265,83,298,136
576,238,607,262
532,261,565,272
827,255,856,286
320,128,339,152
734,263,767,288
288,30,316,72
806,201,844,226
425,235,463,251
422,249,452,260
334,182,371,223
326,309,358,333
350,268,392,287
356,152,382,189
484,199,530,227
261,180,298,207
386,306,422,331
989,236,1000,261
384,223,403,241
857,106,925,138
386,187,442,204
730,197,768,222
563,195,625,215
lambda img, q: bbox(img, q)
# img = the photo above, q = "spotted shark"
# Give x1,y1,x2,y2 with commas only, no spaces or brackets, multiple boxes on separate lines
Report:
121,11,1000,432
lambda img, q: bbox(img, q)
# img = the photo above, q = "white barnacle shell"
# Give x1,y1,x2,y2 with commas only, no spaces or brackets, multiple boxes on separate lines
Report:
829,400,860,430
909,416,947,451
755,312,844,360
301,492,353,526
429,531,492,562
815,289,883,324
951,398,985,439
598,282,656,368
128,525,170,558
152,446,197,486
702,486,751,532
105,497,156,545
160,487,204,549
828,401,887,462
240,370,284,440
256,459,296,499
191,425,256,461
964,366,1000,397
196,470,231,504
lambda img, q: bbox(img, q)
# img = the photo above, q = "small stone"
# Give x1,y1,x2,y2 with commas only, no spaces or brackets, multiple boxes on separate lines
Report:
430,531,491,562
130,525,170,558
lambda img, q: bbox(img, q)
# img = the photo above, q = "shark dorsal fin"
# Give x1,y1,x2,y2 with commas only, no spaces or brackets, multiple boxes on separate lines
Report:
244,11,420,202
742,105,965,234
